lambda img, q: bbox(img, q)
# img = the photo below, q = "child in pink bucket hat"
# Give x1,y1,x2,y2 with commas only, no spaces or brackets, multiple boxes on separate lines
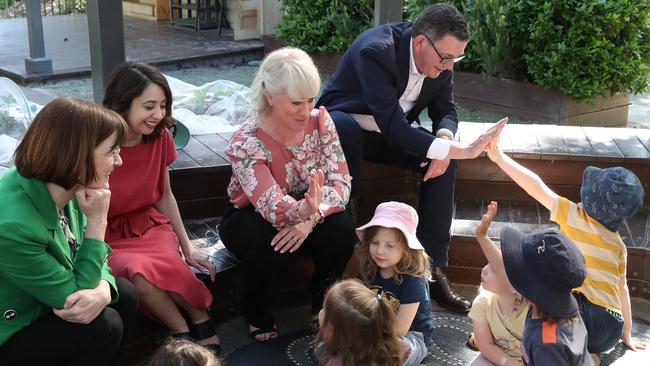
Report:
355,201,432,366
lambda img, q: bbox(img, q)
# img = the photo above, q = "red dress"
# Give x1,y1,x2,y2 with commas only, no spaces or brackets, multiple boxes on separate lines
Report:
106,130,212,316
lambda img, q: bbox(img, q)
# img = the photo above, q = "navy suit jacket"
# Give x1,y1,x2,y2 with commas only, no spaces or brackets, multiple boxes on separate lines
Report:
317,22,458,161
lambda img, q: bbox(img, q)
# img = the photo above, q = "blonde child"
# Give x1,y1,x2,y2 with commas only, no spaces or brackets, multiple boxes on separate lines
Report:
314,279,406,366
356,201,433,366
469,201,530,365
148,338,221,366
487,140,646,354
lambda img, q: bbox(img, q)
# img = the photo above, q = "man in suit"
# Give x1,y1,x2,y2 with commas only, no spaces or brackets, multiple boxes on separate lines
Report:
318,4,477,312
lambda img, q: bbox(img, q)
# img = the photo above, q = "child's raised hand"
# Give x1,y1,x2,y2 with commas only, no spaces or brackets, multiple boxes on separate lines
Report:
476,201,498,237
486,137,503,163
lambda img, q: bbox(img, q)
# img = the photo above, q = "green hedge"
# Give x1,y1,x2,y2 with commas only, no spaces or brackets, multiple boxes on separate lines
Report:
515,0,650,101
276,0,374,53
404,0,650,101
279,0,650,101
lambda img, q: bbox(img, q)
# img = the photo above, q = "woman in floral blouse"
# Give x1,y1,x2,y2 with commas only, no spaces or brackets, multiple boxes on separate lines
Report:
219,47,356,342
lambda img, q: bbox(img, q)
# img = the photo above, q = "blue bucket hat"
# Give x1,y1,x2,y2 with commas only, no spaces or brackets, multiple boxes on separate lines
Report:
501,227,586,319
581,166,644,232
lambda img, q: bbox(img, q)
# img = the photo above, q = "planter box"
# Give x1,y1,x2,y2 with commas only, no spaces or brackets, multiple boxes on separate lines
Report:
261,35,342,75
453,71,630,127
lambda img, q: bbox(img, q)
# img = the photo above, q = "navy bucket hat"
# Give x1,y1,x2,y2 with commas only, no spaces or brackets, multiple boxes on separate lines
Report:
581,166,644,232
501,227,586,319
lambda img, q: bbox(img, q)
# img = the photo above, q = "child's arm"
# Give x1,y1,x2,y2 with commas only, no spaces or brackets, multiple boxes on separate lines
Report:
619,274,647,351
395,303,419,336
473,321,521,366
486,140,558,211
476,202,511,287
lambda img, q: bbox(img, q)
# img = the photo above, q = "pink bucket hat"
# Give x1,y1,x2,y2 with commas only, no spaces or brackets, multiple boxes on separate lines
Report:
356,201,424,250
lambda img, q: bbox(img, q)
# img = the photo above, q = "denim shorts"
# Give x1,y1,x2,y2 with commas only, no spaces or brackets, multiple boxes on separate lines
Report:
574,292,624,353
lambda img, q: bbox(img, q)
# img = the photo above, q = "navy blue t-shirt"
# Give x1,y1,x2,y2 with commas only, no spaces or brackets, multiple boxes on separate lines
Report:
522,314,593,366
370,273,433,345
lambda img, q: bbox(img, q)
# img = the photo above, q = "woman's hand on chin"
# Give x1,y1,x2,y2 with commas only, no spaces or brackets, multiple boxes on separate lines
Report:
76,187,110,240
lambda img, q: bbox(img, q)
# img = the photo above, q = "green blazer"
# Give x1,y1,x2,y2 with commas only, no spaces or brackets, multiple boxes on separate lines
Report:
0,167,118,345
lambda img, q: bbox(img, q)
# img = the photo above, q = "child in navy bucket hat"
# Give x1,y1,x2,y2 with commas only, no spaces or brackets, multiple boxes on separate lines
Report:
501,226,593,365
488,140,646,355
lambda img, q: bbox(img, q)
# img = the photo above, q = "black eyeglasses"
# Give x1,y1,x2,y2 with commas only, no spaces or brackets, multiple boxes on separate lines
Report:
424,35,465,65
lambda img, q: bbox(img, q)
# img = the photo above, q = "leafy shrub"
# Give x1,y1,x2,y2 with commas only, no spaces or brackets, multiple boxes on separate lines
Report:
405,0,650,101
280,0,650,101
403,0,466,21
276,0,374,53
515,0,650,101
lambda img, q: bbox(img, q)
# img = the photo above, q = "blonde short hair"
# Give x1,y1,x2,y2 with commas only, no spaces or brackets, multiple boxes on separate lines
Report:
250,47,320,116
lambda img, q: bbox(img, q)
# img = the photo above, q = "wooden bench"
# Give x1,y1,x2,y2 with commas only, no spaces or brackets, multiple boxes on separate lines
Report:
170,123,650,217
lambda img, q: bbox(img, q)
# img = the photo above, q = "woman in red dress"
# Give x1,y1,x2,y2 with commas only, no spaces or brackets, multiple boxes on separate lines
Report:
102,63,221,353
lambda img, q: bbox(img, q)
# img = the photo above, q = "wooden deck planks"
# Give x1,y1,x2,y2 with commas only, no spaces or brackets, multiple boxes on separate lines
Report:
608,128,650,163
582,126,624,163
194,133,231,163
533,124,570,160
507,123,541,159
168,124,649,175
558,126,595,161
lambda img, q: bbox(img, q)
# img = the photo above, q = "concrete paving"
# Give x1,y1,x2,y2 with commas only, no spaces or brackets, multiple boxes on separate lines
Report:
0,14,263,83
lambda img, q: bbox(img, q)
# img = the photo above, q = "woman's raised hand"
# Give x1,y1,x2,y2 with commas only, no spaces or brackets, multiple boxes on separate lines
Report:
299,169,324,219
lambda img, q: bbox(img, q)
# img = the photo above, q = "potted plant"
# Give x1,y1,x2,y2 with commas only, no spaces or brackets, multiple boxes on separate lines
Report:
405,0,650,126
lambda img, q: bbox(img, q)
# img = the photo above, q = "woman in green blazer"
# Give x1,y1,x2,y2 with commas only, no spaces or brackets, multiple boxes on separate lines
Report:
0,97,138,366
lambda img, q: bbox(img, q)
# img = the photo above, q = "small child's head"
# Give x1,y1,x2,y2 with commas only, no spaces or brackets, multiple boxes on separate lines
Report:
500,227,586,319
316,279,403,366
480,263,515,295
581,166,644,232
355,202,431,282
148,339,221,366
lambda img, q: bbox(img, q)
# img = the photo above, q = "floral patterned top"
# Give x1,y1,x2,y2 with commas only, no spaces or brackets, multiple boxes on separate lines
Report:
226,108,351,229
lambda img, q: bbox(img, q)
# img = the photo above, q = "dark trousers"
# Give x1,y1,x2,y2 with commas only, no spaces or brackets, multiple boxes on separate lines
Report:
330,110,455,266
218,204,356,329
574,293,624,353
0,277,139,366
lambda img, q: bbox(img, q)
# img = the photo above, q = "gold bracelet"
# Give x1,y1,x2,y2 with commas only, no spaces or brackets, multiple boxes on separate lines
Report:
310,213,319,229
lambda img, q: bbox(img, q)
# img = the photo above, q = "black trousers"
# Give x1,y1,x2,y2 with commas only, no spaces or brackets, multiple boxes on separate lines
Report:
219,204,356,329
0,277,138,366
330,110,455,266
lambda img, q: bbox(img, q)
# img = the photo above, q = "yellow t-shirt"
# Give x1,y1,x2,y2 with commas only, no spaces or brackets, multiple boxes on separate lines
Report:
468,290,530,361
550,196,625,314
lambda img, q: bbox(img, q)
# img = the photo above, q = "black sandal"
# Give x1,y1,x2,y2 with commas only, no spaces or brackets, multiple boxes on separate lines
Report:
191,318,223,356
249,325,279,342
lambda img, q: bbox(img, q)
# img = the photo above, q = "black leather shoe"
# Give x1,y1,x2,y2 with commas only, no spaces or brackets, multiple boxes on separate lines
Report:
429,267,471,313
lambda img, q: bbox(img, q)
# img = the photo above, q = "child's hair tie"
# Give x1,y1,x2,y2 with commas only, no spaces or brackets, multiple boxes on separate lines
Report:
377,293,382,302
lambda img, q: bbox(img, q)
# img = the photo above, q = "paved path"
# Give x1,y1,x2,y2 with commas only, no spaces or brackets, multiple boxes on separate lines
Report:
629,94,650,128
0,14,263,82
